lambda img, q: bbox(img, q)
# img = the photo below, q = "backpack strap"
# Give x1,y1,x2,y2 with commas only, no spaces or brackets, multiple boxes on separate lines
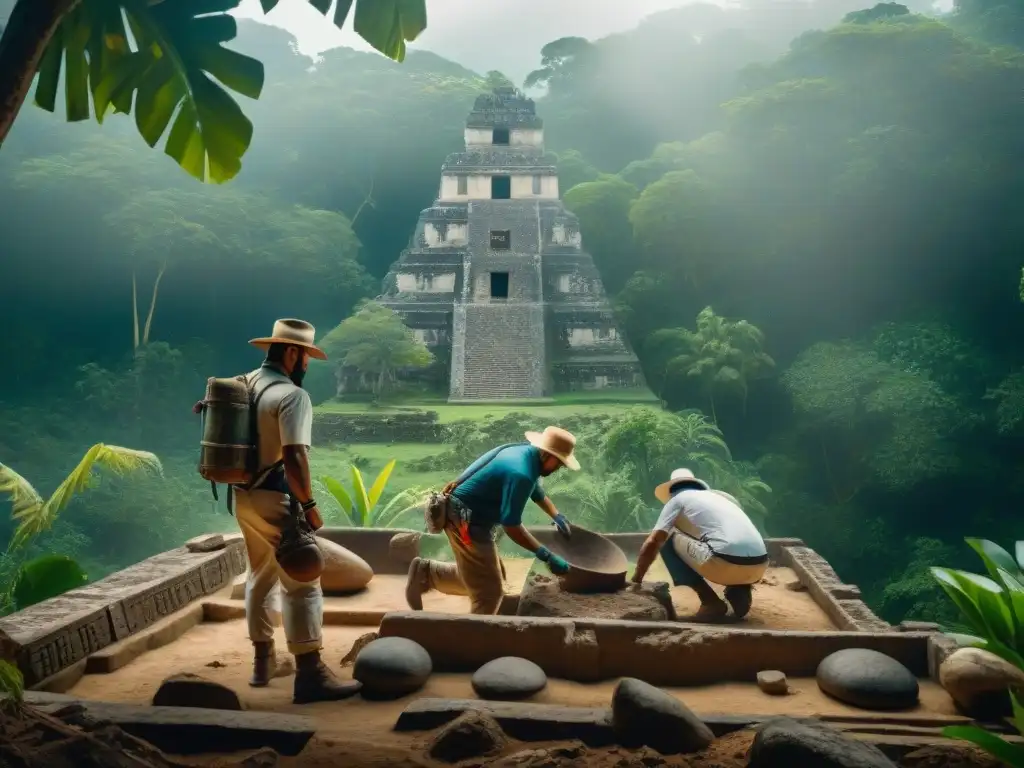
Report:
233,378,288,501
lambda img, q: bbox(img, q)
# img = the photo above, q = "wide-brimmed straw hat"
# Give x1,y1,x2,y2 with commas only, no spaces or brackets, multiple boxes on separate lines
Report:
654,467,710,503
525,426,580,471
249,319,327,361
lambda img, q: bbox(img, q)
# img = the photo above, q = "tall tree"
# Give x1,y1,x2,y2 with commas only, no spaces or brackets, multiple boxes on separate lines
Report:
320,302,433,400
646,307,774,421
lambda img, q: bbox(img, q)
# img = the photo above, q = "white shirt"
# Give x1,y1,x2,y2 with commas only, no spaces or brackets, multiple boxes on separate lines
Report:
653,489,766,559
247,367,313,471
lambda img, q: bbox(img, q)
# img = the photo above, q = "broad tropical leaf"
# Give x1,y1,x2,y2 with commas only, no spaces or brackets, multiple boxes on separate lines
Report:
942,725,1024,767
1017,540,1024,571
36,0,265,183
9,444,161,548
967,538,1022,588
950,569,1017,650
321,475,355,524
931,567,994,638
13,555,88,610
367,459,396,509
258,0,427,62
350,466,370,526
34,0,133,121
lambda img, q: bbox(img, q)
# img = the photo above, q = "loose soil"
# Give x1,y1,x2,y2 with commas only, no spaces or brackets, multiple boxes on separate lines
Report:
69,619,959,766
261,563,835,632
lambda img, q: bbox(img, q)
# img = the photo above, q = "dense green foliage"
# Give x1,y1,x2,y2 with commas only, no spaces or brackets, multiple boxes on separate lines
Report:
1,1,1022,626
931,540,1024,763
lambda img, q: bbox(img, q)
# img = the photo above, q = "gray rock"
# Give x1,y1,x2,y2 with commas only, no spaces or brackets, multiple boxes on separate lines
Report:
472,657,548,700
749,717,896,768
352,636,432,699
757,670,789,695
427,711,507,763
611,677,714,755
185,534,226,553
152,673,242,711
817,648,920,710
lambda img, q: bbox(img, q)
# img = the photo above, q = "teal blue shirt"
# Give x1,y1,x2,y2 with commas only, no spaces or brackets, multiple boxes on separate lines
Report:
452,443,546,528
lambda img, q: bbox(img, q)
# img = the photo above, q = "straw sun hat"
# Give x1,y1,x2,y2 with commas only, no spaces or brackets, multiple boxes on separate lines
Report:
249,318,327,361
654,467,711,503
525,426,581,471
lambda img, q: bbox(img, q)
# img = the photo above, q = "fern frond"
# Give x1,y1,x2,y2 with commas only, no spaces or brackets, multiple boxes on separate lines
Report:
13,444,161,548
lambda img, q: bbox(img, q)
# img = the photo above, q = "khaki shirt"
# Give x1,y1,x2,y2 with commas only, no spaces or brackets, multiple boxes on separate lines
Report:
246,366,313,472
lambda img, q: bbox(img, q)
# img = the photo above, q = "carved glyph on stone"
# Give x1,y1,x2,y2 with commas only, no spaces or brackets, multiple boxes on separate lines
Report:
0,539,247,686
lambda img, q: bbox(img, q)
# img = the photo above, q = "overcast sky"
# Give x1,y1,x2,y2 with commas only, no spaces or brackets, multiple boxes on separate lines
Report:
235,0,716,80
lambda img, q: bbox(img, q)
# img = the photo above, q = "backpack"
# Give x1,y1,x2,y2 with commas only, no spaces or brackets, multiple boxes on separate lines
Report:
197,373,285,511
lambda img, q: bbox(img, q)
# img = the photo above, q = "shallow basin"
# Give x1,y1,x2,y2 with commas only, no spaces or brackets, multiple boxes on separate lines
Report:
545,523,629,593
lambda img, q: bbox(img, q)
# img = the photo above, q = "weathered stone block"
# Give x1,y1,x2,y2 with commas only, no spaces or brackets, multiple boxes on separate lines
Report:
0,597,115,687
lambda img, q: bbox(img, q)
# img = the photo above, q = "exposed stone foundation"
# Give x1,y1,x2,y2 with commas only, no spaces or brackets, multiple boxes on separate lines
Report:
312,412,443,444
0,538,246,688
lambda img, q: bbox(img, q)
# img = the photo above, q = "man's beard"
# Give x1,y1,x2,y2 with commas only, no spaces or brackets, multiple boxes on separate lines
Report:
290,359,307,388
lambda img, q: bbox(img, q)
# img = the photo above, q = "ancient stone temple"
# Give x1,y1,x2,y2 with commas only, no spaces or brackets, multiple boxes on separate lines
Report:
378,86,646,401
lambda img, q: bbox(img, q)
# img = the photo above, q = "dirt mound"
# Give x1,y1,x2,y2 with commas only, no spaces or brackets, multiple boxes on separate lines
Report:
0,702,271,768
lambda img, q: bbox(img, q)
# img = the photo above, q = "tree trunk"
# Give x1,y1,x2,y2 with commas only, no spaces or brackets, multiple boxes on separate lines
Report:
709,390,718,425
0,0,81,148
141,263,167,345
132,271,140,351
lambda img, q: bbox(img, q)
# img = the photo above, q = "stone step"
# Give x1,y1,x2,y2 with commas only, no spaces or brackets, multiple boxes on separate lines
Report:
24,692,316,755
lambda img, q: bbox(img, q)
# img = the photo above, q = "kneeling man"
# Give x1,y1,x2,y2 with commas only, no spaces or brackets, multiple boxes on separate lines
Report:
630,468,768,621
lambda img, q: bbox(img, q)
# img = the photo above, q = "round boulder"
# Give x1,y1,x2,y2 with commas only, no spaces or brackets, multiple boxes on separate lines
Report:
472,657,548,700
317,537,373,594
817,648,919,710
353,636,432,699
939,646,1024,718
612,677,714,755
152,673,242,711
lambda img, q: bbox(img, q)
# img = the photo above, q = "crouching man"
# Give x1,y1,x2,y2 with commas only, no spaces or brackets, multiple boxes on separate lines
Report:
630,468,768,621
406,426,580,614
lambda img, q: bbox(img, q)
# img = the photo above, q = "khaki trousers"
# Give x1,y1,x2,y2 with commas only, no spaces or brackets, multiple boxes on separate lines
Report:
671,532,768,586
234,488,324,654
423,525,505,615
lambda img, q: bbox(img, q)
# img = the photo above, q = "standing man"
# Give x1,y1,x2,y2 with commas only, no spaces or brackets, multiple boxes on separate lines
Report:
405,426,580,615
234,319,358,703
630,468,768,621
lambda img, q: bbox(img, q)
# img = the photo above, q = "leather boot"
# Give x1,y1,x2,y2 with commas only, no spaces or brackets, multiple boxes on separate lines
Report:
293,650,362,704
250,640,277,687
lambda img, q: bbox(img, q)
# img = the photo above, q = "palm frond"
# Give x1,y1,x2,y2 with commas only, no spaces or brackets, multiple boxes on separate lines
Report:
0,463,45,527
12,444,161,548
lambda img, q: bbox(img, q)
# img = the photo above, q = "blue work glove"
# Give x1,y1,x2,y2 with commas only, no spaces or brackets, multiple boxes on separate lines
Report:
551,512,571,539
536,546,571,575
